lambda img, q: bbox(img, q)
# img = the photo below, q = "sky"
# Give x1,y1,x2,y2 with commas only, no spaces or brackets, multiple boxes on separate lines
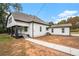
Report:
21,3,79,23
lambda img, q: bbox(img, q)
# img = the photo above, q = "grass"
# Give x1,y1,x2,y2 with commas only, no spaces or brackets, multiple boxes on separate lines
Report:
0,34,26,56
0,34,14,43
0,34,14,55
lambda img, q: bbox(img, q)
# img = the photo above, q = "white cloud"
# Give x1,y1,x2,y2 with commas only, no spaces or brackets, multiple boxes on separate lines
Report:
49,10,79,24
53,10,79,24
54,15,77,24
54,18,67,23
58,10,78,18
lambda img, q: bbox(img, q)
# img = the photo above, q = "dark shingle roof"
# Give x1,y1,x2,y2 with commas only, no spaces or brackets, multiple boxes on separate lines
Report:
12,12,47,24
51,24,72,28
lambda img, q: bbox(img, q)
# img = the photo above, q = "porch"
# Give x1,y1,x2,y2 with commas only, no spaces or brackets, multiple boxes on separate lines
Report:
7,26,29,38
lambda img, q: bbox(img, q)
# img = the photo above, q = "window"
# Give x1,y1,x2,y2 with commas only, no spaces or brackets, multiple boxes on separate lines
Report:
18,26,22,32
62,28,65,33
52,28,53,32
24,27,28,32
40,26,42,32
46,27,49,31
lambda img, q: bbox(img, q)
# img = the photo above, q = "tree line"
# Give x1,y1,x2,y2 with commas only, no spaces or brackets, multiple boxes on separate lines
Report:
48,16,79,32
0,3,22,33
57,16,79,29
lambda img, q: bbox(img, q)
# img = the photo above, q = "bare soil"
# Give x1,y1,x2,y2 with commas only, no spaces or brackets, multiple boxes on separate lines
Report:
35,35,79,49
0,38,71,56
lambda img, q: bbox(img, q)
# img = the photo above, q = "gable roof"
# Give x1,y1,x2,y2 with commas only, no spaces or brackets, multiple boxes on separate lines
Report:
12,12,47,25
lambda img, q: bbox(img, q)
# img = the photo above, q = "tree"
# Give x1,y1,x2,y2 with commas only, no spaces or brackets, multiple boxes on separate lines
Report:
57,20,67,24
67,16,79,29
0,3,22,33
76,22,79,28
49,21,54,26
67,16,79,25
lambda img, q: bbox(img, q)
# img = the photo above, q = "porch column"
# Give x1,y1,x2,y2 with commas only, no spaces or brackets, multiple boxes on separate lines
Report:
15,26,19,39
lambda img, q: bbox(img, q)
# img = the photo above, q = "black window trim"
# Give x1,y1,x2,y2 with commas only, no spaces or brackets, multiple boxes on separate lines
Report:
62,28,65,33
52,28,53,33
40,26,42,32
24,27,28,32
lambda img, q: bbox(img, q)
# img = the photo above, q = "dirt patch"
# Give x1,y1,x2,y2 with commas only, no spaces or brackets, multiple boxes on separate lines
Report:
35,35,79,49
0,38,71,56
26,43,71,56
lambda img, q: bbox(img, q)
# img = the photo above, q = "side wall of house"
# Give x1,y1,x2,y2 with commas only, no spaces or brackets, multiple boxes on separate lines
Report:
33,23,48,37
49,27,70,35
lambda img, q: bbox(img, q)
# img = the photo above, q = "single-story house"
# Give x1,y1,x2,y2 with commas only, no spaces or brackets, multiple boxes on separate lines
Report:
6,12,72,38
49,24,72,35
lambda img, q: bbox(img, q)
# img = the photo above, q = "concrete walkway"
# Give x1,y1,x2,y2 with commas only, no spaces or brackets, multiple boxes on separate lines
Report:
71,34,79,36
25,38,79,56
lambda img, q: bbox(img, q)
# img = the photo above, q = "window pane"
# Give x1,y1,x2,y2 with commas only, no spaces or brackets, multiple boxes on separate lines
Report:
24,27,28,32
62,28,64,33
46,27,49,31
52,28,53,32
40,26,42,32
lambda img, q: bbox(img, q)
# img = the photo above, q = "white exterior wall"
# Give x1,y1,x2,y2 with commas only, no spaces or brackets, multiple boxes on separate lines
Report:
33,23,48,37
7,14,32,37
15,21,29,27
7,16,29,27
21,23,48,37
49,27,70,35
7,14,71,37
7,15,16,28
28,23,33,37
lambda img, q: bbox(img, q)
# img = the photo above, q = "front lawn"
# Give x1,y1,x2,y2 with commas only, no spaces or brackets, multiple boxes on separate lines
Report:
0,34,71,56
0,34,14,43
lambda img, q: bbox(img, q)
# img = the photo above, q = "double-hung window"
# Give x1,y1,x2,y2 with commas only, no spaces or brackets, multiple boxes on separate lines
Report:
62,28,65,33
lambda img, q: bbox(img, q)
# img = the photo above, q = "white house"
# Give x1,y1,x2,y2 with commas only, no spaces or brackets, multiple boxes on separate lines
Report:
49,24,72,35
6,12,72,38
